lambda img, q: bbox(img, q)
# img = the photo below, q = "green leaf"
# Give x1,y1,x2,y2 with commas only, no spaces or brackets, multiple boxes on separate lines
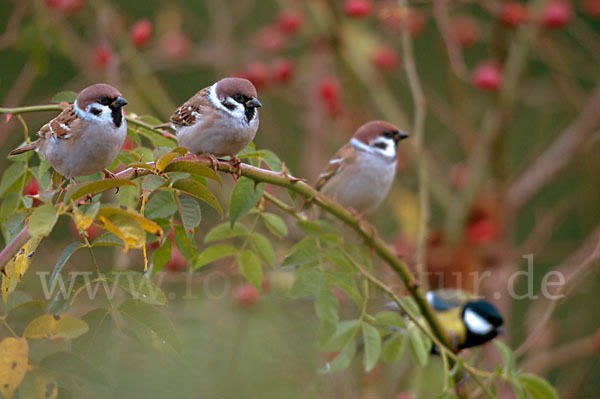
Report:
0,163,26,197
408,326,429,367
324,320,360,351
282,237,320,266
193,244,238,270
373,311,406,329
50,242,83,286
23,314,89,339
400,296,421,318
510,376,528,399
91,233,124,247
248,233,275,267
327,339,357,373
51,91,77,103
28,204,59,237
237,250,263,290
324,270,362,308
142,174,167,191
229,177,264,227
177,194,201,230
315,289,339,346
164,161,221,183
119,298,180,352
517,373,558,399
259,149,283,172
172,225,197,261
105,271,167,305
155,147,187,171
494,340,516,376
204,222,248,243
39,351,107,385
362,323,381,372
261,212,288,238
151,239,171,273
172,179,223,217
288,266,325,299
144,190,178,219
72,308,112,360
64,179,135,203
381,333,405,363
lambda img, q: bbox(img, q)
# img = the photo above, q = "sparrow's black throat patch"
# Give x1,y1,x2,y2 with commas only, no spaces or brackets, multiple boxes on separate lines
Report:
110,106,123,128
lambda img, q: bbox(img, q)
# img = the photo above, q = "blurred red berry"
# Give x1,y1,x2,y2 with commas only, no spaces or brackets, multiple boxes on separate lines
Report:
318,78,341,117
542,0,572,28
130,19,152,48
245,61,270,89
583,0,600,18
255,26,287,53
276,11,303,34
234,283,260,307
121,137,136,151
70,220,102,241
372,46,399,72
472,61,502,91
379,5,426,37
272,58,294,83
344,0,373,18
394,394,412,399
500,2,528,27
466,218,498,244
159,32,191,60
23,178,40,196
92,44,113,69
452,16,480,47
594,329,600,354
45,0,85,14
166,243,187,272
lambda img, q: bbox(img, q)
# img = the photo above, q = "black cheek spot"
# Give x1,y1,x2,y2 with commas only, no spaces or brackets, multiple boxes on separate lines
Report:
374,142,387,150
222,101,237,111
90,107,102,116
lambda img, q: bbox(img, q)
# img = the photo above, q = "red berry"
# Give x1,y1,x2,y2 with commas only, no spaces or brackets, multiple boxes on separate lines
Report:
92,44,113,69
318,78,341,117
245,61,270,89
130,19,152,48
272,58,294,83
23,179,40,196
69,220,102,241
121,137,136,151
372,46,399,72
394,394,412,399
344,0,373,18
276,11,303,34
159,32,191,60
500,2,528,27
451,16,480,47
583,0,600,18
233,283,260,307
471,61,502,91
542,0,572,28
166,243,187,271
255,26,287,53
45,0,85,14
466,218,498,244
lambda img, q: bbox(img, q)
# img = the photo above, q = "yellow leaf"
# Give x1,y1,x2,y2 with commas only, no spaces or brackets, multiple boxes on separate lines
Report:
98,216,145,251
72,207,94,231
23,314,89,340
2,237,42,302
96,207,162,239
0,337,29,398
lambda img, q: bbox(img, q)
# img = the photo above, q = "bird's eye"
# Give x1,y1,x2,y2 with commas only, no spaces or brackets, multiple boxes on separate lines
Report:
99,97,110,105
383,131,392,138
90,107,102,115
234,94,244,102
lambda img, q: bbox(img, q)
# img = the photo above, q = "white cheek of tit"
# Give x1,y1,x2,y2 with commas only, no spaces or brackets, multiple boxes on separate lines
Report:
463,308,494,335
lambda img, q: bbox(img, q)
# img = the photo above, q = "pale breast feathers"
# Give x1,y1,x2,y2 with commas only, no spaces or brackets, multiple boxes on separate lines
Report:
315,144,357,191
38,106,81,142
170,87,211,127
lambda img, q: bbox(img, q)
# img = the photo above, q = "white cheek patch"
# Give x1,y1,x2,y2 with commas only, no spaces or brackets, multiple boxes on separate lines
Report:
464,308,494,335
208,84,247,121
350,137,397,161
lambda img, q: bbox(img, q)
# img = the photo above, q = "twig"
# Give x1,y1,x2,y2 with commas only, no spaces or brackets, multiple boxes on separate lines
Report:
0,223,30,271
432,0,468,81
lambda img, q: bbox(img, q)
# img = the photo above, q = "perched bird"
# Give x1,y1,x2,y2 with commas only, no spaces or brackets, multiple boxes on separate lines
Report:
388,290,504,351
315,120,408,214
164,77,262,164
9,84,128,181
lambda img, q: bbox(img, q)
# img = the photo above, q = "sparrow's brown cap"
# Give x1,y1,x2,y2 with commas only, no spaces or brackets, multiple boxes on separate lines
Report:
353,120,408,144
76,84,124,110
215,77,258,100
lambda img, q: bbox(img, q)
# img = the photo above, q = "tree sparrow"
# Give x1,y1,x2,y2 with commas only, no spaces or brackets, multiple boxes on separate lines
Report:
9,84,128,181
165,77,262,163
315,120,408,214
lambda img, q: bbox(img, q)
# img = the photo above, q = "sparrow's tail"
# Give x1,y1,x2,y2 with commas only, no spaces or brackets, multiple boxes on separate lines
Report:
9,142,37,156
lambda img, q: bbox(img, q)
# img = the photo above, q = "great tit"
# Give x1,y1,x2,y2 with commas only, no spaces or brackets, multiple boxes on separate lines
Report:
388,290,504,351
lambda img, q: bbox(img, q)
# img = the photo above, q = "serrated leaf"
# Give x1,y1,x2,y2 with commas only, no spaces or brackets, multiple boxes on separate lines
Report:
28,204,58,237
288,266,325,299
259,149,283,172
105,271,167,305
518,373,558,399
324,270,362,308
97,207,163,238
72,308,112,360
248,233,275,267
229,177,264,227
164,161,221,183
327,339,357,373
24,314,89,339
510,376,528,399
97,214,145,251
408,326,429,367
173,179,223,216
151,239,171,273
144,190,178,219
193,244,237,270
50,242,83,286
142,174,167,191
373,311,406,329
261,212,288,238
0,163,26,197
315,289,339,322
237,250,263,290
91,232,124,247
282,237,320,266
204,222,248,243
324,320,360,351
362,323,381,372
51,91,77,103
178,194,201,230
0,337,28,399
64,179,135,203
172,225,197,261
381,333,405,363
119,299,180,351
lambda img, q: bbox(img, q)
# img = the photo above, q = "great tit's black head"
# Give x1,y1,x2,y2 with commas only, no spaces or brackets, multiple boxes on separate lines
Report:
460,300,503,349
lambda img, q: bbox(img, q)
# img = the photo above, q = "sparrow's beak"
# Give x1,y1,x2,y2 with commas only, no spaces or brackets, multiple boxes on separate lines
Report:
393,130,410,142
245,98,262,108
111,96,128,108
